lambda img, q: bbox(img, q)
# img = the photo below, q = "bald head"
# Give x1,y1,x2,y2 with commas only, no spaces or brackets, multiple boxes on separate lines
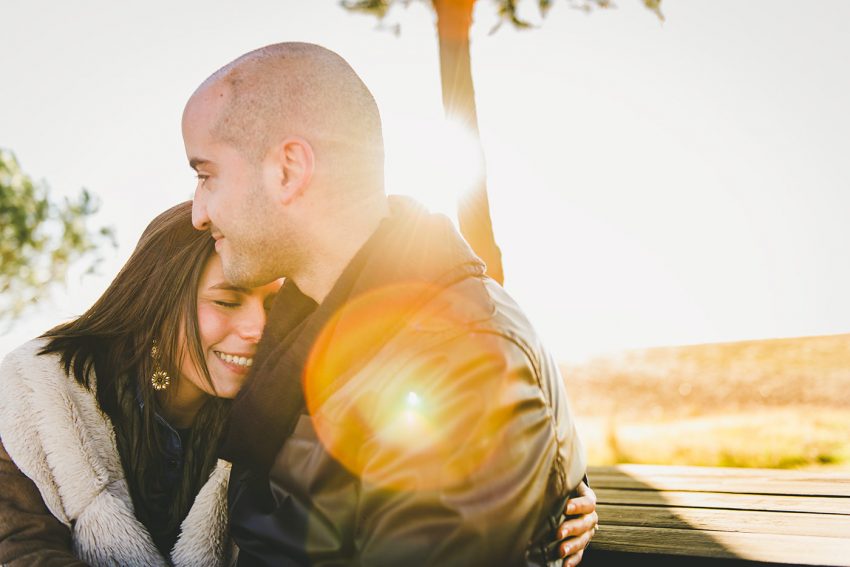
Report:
184,43,392,300
189,42,385,192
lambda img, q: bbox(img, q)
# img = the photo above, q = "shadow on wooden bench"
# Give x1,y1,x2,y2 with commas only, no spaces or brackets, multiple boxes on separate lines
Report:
581,464,850,566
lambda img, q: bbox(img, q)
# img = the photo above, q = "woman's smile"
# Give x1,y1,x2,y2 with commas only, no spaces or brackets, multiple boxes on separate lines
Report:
213,350,254,375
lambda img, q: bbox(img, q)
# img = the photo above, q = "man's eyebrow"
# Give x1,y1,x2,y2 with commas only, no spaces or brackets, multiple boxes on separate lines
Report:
189,158,211,170
210,283,250,293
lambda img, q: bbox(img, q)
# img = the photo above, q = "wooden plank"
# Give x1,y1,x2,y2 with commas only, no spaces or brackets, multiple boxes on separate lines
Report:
590,464,850,482
592,524,850,566
597,504,850,538
595,487,849,515
588,464,850,497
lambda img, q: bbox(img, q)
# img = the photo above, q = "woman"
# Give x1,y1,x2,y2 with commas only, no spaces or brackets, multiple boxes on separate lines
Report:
0,201,596,566
0,200,280,566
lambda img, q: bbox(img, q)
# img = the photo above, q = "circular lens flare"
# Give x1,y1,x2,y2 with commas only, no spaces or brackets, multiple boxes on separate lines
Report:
304,282,514,492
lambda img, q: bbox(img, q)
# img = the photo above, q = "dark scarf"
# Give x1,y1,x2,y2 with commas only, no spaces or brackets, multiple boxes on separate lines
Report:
219,196,485,470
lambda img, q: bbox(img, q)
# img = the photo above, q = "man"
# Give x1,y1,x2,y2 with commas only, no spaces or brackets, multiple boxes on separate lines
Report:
184,42,594,566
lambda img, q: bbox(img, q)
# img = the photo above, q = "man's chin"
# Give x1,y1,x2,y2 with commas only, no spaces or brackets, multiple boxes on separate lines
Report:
222,264,253,287
223,259,271,289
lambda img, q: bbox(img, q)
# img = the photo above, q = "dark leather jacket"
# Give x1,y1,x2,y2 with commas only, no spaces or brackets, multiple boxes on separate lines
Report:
224,199,586,566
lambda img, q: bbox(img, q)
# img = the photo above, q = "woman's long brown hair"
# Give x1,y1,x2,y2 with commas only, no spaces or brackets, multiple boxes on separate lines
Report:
39,200,229,552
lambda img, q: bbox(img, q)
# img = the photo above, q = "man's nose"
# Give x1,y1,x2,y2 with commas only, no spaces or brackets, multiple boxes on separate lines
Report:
192,191,210,230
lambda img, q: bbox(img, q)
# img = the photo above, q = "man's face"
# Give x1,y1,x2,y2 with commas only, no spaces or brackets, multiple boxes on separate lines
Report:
182,88,283,288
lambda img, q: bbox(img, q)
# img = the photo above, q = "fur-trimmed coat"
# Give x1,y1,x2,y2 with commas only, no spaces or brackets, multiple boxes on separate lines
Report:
0,339,233,567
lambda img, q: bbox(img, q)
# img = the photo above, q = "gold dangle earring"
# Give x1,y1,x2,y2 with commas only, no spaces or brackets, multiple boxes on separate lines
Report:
150,339,171,391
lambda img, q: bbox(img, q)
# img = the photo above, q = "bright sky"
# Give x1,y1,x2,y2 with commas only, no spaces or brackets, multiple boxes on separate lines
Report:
2,0,849,362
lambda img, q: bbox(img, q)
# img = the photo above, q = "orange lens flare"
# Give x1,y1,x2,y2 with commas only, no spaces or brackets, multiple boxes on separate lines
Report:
304,282,514,492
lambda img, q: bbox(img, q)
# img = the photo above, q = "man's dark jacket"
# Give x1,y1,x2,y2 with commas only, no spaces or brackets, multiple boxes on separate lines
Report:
221,197,586,566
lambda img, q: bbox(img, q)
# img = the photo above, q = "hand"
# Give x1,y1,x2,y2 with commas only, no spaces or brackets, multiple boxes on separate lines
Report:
557,481,598,567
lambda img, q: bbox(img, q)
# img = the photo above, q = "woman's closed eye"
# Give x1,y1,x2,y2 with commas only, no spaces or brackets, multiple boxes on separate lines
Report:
214,300,240,309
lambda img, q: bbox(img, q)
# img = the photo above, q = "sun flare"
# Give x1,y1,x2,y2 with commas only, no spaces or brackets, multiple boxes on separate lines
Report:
385,117,483,220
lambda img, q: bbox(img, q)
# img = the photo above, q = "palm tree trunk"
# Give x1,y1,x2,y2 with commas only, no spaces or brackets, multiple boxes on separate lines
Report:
433,0,504,285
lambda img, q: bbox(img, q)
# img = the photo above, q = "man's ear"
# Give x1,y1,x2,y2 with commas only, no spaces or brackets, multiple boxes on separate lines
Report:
276,136,315,205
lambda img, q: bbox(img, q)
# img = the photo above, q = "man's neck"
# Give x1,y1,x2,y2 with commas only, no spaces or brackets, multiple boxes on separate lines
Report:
292,195,390,304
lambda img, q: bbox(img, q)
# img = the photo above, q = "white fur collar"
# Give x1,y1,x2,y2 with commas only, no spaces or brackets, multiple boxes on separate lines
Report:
0,339,232,566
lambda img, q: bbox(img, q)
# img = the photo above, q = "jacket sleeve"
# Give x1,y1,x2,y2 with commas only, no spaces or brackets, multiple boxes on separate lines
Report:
351,332,580,566
0,438,88,567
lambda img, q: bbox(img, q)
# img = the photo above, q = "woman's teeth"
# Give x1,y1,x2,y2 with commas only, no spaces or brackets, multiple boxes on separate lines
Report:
215,351,253,367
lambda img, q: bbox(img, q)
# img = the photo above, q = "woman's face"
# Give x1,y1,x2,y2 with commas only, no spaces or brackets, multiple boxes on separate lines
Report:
179,253,282,399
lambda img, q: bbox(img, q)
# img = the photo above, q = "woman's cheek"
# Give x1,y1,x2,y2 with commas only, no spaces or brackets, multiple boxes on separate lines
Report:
197,303,228,348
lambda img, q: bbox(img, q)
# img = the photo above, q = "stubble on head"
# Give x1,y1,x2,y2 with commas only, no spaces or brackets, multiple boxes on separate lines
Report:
197,42,386,200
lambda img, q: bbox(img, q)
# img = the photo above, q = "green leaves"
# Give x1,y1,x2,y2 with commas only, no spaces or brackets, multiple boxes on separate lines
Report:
340,0,394,19
0,149,115,324
339,0,664,34
642,0,664,22
493,0,663,31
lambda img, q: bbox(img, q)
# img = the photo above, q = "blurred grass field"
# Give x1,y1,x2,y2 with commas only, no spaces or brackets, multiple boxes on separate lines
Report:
562,333,850,470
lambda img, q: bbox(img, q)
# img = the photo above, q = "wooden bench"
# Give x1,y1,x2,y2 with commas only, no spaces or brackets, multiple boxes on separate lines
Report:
583,464,850,566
